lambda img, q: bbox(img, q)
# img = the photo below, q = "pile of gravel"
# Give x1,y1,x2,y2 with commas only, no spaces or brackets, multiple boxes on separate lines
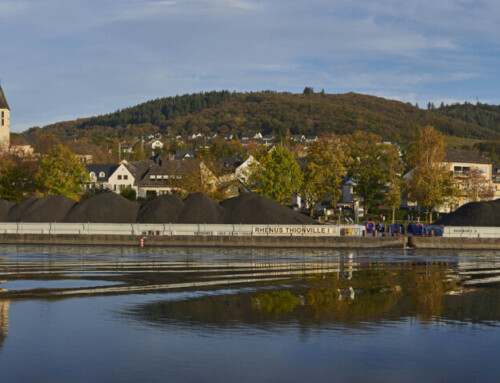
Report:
220,192,317,225
176,193,225,224
0,192,320,225
6,197,38,222
434,199,500,226
0,199,15,221
13,195,77,222
137,195,185,223
64,192,140,223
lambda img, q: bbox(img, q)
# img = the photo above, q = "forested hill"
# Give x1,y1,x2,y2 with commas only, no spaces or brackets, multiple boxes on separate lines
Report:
436,102,500,135
24,91,500,142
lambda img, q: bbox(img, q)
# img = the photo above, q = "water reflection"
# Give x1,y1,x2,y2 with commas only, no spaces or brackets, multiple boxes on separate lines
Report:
124,262,499,332
0,245,499,382
0,300,9,351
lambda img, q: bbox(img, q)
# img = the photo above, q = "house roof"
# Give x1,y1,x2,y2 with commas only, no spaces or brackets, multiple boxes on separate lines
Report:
444,148,492,164
174,150,195,159
86,164,120,181
10,134,36,147
0,85,9,110
219,156,243,167
133,159,197,187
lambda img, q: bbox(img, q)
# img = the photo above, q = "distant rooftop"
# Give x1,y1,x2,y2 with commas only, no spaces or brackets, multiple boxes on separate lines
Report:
444,148,491,164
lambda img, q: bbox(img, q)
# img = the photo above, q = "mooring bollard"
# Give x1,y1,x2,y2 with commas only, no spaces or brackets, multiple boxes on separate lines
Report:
140,237,145,247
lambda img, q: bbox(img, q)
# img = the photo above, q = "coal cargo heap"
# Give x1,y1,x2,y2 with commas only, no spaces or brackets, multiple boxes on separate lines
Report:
14,195,77,222
434,199,500,227
176,193,225,224
137,195,185,223
6,197,38,222
64,192,140,223
220,193,317,225
0,200,15,221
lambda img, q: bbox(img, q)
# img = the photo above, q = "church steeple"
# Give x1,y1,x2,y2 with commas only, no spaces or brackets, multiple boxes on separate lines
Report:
0,85,9,110
0,85,11,148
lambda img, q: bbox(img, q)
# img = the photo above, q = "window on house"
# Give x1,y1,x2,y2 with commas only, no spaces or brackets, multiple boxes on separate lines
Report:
90,172,95,178
1,119,3,126
1,111,4,117
99,172,105,178
150,175,156,180
454,166,470,173
124,175,128,180
117,175,122,180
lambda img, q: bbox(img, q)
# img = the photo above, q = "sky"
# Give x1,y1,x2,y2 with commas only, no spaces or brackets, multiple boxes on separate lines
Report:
1,0,500,132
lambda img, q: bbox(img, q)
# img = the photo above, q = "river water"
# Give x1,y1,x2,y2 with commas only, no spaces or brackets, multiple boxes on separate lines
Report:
0,245,499,382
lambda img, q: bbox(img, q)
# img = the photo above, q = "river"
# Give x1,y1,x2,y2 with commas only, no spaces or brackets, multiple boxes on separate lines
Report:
0,245,499,382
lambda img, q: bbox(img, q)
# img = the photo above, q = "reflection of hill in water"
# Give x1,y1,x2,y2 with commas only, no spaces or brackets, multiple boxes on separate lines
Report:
125,265,499,329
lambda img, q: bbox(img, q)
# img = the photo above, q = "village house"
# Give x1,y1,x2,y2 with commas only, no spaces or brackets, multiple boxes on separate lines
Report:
173,149,195,160
131,155,218,199
9,135,35,156
402,148,494,212
150,139,164,150
442,148,494,206
86,162,136,193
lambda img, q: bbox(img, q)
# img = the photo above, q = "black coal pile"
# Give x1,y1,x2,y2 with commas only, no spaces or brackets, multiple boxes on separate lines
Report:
434,199,500,226
6,197,38,222
13,195,77,222
64,192,140,223
220,192,317,225
176,193,225,224
137,195,185,223
0,199,15,221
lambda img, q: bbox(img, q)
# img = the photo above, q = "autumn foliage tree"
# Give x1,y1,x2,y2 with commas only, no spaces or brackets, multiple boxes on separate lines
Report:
35,145,89,200
404,126,458,222
0,149,39,202
347,132,402,215
462,167,494,202
302,133,347,216
251,144,303,204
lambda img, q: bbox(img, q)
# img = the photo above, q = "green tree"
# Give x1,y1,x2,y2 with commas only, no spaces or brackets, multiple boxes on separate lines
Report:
35,145,89,200
302,133,347,216
251,145,303,204
303,87,314,95
384,178,402,224
404,126,458,222
347,132,403,215
120,186,137,201
0,151,39,202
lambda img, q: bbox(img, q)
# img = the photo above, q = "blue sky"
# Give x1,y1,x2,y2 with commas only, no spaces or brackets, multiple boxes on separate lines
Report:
1,0,499,132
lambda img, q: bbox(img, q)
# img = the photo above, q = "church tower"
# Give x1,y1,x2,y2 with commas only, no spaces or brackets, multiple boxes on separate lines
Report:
0,85,10,149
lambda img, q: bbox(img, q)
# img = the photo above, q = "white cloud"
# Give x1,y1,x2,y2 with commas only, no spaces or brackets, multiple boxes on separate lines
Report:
3,0,500,130
115,0,262,21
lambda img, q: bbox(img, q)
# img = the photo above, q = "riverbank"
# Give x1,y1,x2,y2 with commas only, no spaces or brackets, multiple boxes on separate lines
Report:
1,233,499,249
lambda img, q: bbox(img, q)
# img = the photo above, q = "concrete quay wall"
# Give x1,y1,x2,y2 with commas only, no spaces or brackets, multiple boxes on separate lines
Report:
408,236,500,250
0,233,407,249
